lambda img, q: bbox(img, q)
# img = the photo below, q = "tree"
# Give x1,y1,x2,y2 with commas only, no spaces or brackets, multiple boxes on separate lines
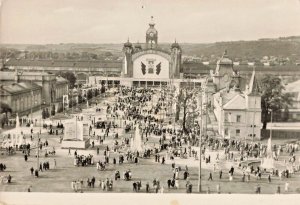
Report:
57,71,77,89
261,75,292,128
0,102,12,114
0,102,12,128
94,89,99,97
101,85,106,94
177,89,194,133
78,93,83,104
282,106,290,122
104,51,113,57
42,109,46,119
87,89,93,100
51,104,56,116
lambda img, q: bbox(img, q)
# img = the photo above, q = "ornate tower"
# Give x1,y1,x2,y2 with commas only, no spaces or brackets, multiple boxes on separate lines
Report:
246,69,261,109
146,16,158,49
170,40,182,78
245,68,262,139
213,50,235,91
122,39,133,77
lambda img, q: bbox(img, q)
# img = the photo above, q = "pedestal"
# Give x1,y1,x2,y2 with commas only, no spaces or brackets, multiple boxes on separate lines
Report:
61,138,90,149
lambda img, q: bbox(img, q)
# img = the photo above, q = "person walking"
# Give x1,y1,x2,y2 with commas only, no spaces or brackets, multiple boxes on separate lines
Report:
216,184,221,194
146,182,150,193
285,182,289,192
208,172,213,181
276,185,281,194
30,167,34,175
255,184,261,194
219,170,223,179
54,159,57,168
247,173,250,182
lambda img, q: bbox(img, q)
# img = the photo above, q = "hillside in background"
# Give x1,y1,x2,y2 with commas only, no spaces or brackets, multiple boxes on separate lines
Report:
1,35,300,61
180,40,300,60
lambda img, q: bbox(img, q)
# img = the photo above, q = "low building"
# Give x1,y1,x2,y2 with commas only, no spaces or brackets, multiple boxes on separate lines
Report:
283,80,300,121
0,82,42,116
0,71,69,116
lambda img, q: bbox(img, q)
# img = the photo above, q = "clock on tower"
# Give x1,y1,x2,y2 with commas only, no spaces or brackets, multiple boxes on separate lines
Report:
146,16,158,48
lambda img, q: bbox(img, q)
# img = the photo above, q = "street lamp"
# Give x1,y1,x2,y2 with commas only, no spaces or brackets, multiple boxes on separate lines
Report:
36,131,40,176
198,89,203,193
269,109,273,140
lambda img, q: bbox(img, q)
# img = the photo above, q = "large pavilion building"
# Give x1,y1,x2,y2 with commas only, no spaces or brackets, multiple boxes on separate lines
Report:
88,18,204,89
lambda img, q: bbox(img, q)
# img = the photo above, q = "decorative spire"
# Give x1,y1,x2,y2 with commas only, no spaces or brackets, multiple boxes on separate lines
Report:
124,37,132,47
248,67,260,95
149,16,155,26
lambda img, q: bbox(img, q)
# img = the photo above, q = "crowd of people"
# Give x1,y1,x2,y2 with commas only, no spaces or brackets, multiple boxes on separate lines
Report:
1,85,300,194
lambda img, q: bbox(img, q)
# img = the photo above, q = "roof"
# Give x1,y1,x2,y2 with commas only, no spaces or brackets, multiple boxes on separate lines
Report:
217,50,233,66
223,94,246,110
0,82,41,94
56,76,69,83
247,69,260,95
6,59,122,69
214,87,243,106
182,62,212,74
285,80,300,93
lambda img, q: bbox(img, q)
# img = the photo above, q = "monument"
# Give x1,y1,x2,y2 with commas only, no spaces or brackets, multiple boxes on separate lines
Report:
131,124,143,152
61,117,90,149
261,137,274,169
15,113,20,129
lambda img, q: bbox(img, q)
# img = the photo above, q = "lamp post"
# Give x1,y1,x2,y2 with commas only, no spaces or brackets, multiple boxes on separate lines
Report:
270,110,273,140
198,89,203,193
36,132,40,174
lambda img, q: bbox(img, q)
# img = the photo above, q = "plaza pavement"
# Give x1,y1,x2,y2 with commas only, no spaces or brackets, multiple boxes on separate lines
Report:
1,90,300,194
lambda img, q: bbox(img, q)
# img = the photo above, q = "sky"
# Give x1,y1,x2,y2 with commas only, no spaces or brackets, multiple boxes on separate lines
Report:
0,0,300,44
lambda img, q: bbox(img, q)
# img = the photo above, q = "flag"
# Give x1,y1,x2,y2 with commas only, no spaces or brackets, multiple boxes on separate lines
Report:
156,62,161,75
141,62,146,75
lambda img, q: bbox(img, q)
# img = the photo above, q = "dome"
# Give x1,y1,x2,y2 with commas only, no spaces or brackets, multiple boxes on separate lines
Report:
218,50,233,65
146,27,157,35
146,16,157,35
171,41,180,49
124,39,132,48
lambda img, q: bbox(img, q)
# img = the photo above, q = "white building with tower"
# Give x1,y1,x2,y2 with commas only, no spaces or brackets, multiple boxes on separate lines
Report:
89,17,204,89
206,51,262,140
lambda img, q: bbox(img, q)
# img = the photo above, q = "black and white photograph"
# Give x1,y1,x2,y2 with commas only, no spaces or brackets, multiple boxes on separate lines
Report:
0,0,300,204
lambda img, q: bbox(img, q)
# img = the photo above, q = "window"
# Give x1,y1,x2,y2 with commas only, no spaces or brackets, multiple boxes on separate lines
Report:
225,113,229,122
236,129,240,136
225,128,229,136
236,115,241,122
148,67,154,74
148,60,154,74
